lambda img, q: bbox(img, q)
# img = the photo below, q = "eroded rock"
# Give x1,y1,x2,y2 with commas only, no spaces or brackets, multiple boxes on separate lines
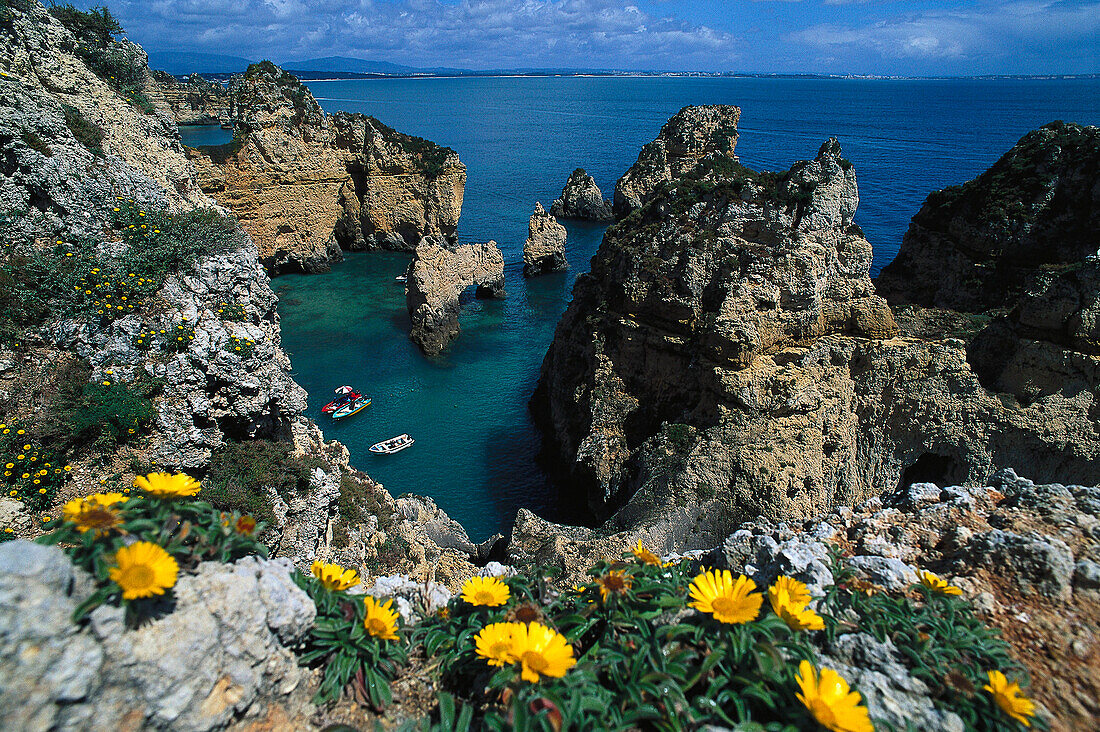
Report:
550,168,613,221
523,202,568,276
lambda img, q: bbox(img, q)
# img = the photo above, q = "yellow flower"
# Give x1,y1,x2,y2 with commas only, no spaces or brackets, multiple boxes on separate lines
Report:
475,622,519,666
62,493,127,536
919,570,962,596
134,472,201,498
769,575,813,609
512,622,576,682
596,569,632,603
775,601,825,631
108,541,179,600
984,670,1036,727
631,539,662,566
795,660,873,732
310,560,361,591
689,569,763,624
460,576,510,607
363,596,399,640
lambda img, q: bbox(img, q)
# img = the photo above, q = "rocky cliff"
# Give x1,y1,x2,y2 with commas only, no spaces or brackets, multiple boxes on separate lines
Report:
152,72,231,126
523,201,568,276
550,168,613,221
406,235,505,355
184,62,465,274
0,2,481,585
533,110,1100,544
613,104,740,218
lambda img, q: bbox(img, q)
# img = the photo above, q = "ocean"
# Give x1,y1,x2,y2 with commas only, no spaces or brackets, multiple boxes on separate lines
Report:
216,76,1100,541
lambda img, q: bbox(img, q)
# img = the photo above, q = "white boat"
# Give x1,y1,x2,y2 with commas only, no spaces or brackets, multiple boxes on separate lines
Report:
395,275,407,283
370,433,414,454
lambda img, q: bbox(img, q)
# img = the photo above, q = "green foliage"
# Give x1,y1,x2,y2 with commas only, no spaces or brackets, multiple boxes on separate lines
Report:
164,322,195,352
332,473,394,550
61,104,104,155
21,130,53,157
366,116,454,178
38,481,267,623
295,572,407,706
215,301,247,322
0,420,70,513
822,553,1041,731
50,4,155,113
225,334,255,358
203,439,319,527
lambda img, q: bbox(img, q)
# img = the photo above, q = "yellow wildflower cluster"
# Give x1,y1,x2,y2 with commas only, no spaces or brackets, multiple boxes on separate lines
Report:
475,621,577,682
0,422,70,512
216,302,247,322
227,334,256,356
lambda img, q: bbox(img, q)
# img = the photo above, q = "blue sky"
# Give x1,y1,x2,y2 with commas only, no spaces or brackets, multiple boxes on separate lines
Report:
83,0,1098,75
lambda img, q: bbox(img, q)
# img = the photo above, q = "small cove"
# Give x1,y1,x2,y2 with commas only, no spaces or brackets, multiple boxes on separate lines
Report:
273,76,1100,540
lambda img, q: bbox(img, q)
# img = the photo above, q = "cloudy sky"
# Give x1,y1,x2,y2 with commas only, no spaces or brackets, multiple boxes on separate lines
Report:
81,0,1098,75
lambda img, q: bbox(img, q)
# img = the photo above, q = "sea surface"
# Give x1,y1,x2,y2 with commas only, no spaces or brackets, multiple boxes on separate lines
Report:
262,77,1100,540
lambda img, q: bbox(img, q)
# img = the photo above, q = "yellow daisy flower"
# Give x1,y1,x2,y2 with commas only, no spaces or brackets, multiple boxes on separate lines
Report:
795,660,873,732
108,541,179,600
363,596,399,640
475,622,519,666
133,472,201,498
919,570,963,596
775,601,825,631
984,670,1036,727
596,569,632,603
688,569,763,624
310,560,361,591
62,493,127,536
631,539,662,566
460,576,510,607
511,621,576,683
769,575,813,609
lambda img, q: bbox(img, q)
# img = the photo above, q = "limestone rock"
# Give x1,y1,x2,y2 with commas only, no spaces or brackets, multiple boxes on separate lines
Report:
0,542,316,731
533,113,1099,537
876,122,1100,312
153,72,231,126
406,235,505,355
964,529,1075,600
523,202,568,276
550,168,613,221
613,104,740,217
185,63,465,273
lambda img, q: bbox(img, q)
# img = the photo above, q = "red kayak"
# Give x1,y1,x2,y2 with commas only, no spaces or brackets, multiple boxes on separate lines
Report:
322,385,361,414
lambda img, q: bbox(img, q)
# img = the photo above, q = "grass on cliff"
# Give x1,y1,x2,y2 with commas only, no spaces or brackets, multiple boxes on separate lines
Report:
365,115,455,178
202,439,322,528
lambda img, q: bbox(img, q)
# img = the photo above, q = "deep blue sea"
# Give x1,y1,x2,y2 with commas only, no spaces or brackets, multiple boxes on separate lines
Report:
240,77,1099,541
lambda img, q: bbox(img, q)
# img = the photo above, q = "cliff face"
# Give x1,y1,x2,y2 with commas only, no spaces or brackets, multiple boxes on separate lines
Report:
152,72,231,126
406,235,505,355
184,63,465,274
533,110,1100,544
613,104,740,218
875,122,1100,312
0,3,480,585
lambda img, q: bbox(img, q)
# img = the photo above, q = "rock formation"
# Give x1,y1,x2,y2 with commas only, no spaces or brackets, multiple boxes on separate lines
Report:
523,201,568,276
532,111,1100,544
406,235,505,355
151,71,231,127
875,122,1100,313
184,62,465,274
550,168,613,221
613,104,740,218
0,2,483,584
0,542,318,730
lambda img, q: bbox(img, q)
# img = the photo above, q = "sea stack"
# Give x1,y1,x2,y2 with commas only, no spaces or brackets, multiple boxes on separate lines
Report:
550,168,613,221
523,202,568,276
532,109,1099,542
406,235,506,355
613,104,740,218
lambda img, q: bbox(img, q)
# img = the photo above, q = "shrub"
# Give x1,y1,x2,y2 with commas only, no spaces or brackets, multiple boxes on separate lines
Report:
62,104,104,155
164,321,195,352
33,368,159,454
332,473,395,549
203,439,319,527
0,420,70,513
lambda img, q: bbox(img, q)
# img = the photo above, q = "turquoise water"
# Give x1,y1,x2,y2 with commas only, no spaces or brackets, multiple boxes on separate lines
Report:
275,77,1100,540
178,124,232,147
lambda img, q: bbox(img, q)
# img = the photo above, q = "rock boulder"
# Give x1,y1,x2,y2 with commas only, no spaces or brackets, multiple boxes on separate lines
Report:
550,168,613,221
523,202,568,276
